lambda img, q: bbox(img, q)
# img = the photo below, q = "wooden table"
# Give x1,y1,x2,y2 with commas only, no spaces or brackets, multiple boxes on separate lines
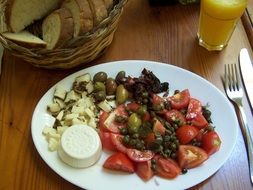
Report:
1,1,253,189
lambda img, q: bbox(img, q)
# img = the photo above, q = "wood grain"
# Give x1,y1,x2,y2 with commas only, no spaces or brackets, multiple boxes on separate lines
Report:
1,0,253,190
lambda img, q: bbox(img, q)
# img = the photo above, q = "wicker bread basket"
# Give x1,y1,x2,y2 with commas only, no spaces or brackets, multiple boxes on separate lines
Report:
0,0,127,69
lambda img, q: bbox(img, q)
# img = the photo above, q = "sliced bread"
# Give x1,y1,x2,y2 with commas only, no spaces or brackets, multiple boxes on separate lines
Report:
2,30,46,48
87,0,108,25
3,0,63,33
42,8,74,50
62,0,93,37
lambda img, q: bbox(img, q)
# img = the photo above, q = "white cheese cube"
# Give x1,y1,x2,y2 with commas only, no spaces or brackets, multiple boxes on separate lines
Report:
54,85,66,100
75,73,91,83
57,126,69,135
48,138,59,151
42,126,56,135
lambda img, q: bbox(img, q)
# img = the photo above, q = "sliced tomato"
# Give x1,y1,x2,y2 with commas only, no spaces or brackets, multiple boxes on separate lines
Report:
99,111,110,132
168,89,190,110
151,94,164,105
100,104,129,133
177,145,208,169
135,160,154,181
190,113,208,129
144,132,156,145
126,149,155,162
185,99,208,129
99,131,116,152
110,134,128,153
176,125,199,145
153,119,166,135
195,129,205,142
163,109,186,125
103,152,135,173
201,131,221,155
142,112,151,122
126,102,141,112
186,98,202,120
153,155,181,179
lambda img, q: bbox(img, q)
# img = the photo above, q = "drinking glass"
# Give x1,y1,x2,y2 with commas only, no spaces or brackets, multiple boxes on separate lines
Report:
197,0,247,51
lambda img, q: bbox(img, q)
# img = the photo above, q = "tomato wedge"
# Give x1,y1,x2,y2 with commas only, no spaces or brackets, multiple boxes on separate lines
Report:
163,109,186,125
201,131,221,155
126,149,154,162
99,131,116,152
99,111,110,132
190,113,208,129
110,133,128,153
135,160,154,181
99,104,128,133
126,102,141,112
177,145,208,169
168,89,190,110
153,119,166,135
103,152,135,173
176,125,199,145
185,99,208,128
151,94,164,105
153,155,181,179
186,98,202,120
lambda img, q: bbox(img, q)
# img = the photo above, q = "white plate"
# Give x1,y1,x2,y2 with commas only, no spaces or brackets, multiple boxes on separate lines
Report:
31,60,238,190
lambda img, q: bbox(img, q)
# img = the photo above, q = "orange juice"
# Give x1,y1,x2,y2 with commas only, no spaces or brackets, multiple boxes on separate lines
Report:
197,0,247,51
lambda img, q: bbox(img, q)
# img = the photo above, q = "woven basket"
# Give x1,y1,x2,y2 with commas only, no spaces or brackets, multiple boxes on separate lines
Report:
0,0,128,69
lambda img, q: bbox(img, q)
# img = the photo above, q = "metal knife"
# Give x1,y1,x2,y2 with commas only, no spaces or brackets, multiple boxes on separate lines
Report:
239,48,253,111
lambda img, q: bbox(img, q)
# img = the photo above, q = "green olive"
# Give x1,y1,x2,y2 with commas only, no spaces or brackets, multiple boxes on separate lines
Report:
106,78,117,95
128,113,142,134
116,84,128,104
94,82,106,92
115,71,126,83
94,90,106,102
93,72,107,82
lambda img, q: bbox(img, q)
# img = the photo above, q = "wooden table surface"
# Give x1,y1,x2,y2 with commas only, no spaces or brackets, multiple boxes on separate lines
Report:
1,0,253,189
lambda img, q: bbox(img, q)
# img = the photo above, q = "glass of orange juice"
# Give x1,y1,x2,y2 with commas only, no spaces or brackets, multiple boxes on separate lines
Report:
197,0,248,51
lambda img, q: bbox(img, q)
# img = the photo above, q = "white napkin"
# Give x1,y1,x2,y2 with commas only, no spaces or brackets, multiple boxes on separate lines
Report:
0,44,3,75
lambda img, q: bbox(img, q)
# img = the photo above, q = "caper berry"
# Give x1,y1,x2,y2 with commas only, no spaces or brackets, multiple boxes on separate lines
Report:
106,78,117,95
93,72,107,82
120,127,128,135
182,168,188,174
123,135,130,144
132,133,139,139
164,149,172,157
116,84,128,104
129,139,137,146
135,141,144,150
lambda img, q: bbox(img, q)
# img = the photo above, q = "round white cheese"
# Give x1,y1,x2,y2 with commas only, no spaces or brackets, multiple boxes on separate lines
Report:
58,124,102,168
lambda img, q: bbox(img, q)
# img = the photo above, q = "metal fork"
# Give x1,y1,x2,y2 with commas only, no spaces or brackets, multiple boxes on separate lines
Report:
224,63,253,184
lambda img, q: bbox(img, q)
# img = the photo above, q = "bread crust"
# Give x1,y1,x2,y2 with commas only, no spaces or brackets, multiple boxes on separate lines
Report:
4,0,63,32
87,0,108,25
42,8,74,49
62,0,93,36
2,31,46,48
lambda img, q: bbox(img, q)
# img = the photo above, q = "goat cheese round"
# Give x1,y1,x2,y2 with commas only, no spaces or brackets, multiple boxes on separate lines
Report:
58,124,102,168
